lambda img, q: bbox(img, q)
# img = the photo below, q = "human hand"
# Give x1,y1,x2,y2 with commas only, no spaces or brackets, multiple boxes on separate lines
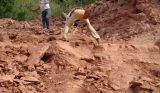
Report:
31,9,36,12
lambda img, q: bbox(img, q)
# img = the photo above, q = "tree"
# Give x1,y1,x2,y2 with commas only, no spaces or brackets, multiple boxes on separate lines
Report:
0,0,15,18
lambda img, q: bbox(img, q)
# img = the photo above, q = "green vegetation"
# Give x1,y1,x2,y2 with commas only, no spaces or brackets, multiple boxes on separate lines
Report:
0,0,15,18
0,0,98,21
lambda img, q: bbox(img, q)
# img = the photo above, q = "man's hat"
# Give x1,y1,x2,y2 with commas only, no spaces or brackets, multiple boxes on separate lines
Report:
83,10,90,19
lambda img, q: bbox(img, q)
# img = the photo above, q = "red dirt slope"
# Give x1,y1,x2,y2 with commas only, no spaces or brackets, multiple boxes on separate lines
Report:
0,0,160,93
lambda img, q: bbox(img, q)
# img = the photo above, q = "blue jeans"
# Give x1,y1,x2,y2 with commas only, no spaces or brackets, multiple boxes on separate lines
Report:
42,8,51,29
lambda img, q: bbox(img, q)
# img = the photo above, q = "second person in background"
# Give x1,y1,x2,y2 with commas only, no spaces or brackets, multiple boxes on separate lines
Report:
31,0,51,29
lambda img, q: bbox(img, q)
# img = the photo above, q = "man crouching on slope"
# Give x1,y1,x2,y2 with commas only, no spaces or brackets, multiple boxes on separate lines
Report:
63,8,101,43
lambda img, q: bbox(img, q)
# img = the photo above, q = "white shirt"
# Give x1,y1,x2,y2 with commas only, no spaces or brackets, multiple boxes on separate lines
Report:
39,0,50,11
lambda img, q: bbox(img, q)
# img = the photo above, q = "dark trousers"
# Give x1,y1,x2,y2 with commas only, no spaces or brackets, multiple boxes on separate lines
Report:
42,8,51,29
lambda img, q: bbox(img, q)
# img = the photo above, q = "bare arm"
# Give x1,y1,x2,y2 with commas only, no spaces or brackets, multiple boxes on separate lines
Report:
31,6,40,12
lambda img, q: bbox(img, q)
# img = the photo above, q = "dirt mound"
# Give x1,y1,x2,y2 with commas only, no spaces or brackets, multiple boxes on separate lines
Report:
1,0,160,93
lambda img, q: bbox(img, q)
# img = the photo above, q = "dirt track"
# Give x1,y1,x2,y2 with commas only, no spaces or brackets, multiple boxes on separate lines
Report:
1,0,160,93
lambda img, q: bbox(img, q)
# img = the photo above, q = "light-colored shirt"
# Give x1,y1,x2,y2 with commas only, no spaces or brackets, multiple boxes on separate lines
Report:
39,0,50,12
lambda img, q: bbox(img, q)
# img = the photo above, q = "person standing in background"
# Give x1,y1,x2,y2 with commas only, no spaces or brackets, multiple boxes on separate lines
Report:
31,0,51,29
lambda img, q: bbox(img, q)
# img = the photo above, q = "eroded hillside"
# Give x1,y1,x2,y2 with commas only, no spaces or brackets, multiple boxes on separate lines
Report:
0,0,160,93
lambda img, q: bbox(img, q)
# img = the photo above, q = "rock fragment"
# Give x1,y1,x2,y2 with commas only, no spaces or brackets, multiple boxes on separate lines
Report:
140,77,153,82
14,55,28,63
109,84,120,91
43,64,51,70
0,87,7,92
0,75,15,82
87,75,99,79
20,77,40,83
94,71,108,77
27,45,36,54
18,85,31,93
29,71,39,77
13,79,24,84
130,81,143,88
75,72,86,76
103,80,108,86
37,70,46,75
99,88,113,93
27,43,50,66
78,67,85,72
28,64,35,71
74,76,86,80
19,45,28,54
140,85,156,91
9,19,13,24
86,78,94,82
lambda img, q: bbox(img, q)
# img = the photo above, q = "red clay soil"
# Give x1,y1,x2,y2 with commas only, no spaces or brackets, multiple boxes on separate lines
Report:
1,0,160,93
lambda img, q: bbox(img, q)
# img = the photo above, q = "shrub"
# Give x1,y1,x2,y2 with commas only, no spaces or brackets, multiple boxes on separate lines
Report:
0,0,99,21
0,0,15,18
